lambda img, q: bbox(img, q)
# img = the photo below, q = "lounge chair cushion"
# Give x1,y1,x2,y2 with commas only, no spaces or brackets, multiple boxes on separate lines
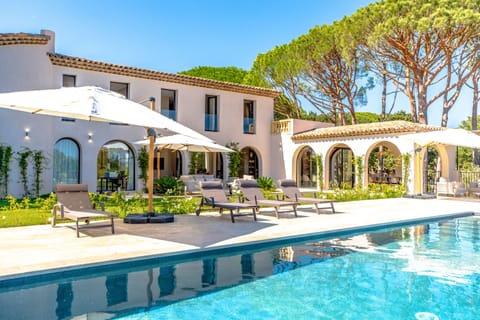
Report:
198,181,257,223
238,179,297,218
53,184,115,237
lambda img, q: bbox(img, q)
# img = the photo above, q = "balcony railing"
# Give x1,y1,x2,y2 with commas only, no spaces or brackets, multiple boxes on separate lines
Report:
243,117,255,134
161,109,176,121
205,114,218,131
271,120,291,134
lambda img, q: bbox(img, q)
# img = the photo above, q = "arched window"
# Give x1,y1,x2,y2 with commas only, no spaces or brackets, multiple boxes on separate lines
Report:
97,141,135,191
297,147,317,188
53,138,80,185
330,147,354,189
240,147,259,178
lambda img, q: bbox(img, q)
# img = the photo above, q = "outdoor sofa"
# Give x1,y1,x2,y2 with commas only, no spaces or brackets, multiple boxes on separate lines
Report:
436,177,466,197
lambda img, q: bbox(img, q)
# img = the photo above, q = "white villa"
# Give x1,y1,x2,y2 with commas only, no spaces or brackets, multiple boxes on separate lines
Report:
0,30,461,198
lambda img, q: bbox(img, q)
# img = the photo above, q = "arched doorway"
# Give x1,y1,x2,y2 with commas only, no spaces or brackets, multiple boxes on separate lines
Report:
53,138,80,185
97,141,135,192
329,147,354,189
240,147,259,178
367,143,402,185
296,147,317,188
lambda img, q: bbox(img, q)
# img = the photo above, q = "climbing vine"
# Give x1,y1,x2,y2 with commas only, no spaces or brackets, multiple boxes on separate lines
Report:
16,148,32,197
32,150,47,198
0,145,13,198
314,154,324,191
226,142,241,178
138,146,149,189
354,155,364,189
402,153,411,194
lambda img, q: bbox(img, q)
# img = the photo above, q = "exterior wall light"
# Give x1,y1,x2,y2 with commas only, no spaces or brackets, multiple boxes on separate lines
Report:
24,128,30,140
88,133,93,143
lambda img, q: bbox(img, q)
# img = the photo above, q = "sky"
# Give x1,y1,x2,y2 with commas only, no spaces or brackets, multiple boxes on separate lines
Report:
0,0,471,127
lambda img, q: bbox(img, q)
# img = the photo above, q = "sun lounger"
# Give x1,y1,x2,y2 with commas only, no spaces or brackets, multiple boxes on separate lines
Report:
238,179,297,218
197,181,257,223
52,184,116,237
278,179,336,214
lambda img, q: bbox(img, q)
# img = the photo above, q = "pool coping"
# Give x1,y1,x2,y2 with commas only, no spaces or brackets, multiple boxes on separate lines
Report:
1,210,474,290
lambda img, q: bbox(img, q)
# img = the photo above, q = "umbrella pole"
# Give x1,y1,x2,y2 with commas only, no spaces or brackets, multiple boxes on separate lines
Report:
148,98,155,215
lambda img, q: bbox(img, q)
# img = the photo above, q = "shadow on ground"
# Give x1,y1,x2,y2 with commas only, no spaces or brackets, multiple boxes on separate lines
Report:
79,212,278,247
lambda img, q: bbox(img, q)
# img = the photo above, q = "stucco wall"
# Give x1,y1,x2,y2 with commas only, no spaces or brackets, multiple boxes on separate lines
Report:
0,31,278,197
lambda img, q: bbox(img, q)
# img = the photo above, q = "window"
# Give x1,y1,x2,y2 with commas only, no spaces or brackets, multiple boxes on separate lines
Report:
53,138,80,185
243,100,255,134
161,89,176,120
110,82,129,98
62,75,76,87
97,141,135,191
205,96,218,132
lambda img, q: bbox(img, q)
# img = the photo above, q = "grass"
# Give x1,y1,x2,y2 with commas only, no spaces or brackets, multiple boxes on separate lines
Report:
0,193,202,228
0,184,405,228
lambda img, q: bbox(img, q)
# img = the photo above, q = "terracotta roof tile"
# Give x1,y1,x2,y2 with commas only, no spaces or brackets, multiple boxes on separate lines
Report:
292,121,443,141
47,53,281,98
0,33,50,46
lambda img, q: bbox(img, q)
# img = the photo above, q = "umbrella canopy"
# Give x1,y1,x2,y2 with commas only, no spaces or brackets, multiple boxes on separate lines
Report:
135,134,233,153
0,86,211,141
0,86,211,214
401,129,480,149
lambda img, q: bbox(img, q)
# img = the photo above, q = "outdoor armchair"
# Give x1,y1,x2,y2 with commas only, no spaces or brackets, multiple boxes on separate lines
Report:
238,179,297,218
278,179,336,214
197,181,257,223
52,184,116,237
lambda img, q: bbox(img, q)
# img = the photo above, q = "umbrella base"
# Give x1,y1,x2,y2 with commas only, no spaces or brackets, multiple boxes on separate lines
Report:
124,213,174,224
149,213,174,223
124,214,149,224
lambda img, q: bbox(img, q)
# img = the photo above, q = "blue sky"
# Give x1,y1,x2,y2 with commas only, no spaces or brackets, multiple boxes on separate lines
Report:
1,0,470,127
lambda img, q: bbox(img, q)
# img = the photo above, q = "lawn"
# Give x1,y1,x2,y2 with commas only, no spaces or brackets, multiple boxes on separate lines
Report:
0,184,405,228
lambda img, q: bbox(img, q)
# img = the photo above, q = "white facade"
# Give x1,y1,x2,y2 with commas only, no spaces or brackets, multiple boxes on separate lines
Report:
0,30,459,198
0,30,281,197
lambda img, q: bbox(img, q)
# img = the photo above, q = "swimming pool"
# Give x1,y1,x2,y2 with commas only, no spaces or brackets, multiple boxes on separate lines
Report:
1,215,479,319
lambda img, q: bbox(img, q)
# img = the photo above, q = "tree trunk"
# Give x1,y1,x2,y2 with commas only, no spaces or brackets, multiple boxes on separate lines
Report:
417,84,428,124
381,70,387,121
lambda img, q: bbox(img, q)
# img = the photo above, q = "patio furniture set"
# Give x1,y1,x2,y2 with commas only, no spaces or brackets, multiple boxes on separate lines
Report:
51,179,336,237
196,179,336,223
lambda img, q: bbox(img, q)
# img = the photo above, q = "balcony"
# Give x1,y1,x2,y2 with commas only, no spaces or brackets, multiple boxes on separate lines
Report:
243,117,255,134
205,114,218,131
161,109,176,121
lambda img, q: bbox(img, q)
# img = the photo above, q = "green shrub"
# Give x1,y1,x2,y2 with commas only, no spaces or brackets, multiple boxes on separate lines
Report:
155,192,198,214
257,176,276,191
154,176,184,195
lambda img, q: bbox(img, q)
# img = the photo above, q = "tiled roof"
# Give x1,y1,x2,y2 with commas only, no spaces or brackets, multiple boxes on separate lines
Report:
0,33,50,46
47,53,281,98
292,120,443,141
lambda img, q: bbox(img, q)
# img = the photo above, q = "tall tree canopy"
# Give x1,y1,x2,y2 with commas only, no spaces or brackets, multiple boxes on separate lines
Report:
246,44,305,119
350,0,480,126
294,22,373,125
179,66,249,84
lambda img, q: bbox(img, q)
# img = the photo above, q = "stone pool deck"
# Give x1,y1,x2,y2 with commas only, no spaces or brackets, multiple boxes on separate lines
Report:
1,197,479,281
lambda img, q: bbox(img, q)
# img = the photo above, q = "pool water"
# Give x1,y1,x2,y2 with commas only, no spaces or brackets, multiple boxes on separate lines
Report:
1,216,479,319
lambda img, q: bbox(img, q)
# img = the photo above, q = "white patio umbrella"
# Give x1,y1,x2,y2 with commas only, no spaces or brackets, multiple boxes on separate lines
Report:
0,86,212,214
400,128,480,194
401,128,480,149
135,134,233,153
0,86,211,141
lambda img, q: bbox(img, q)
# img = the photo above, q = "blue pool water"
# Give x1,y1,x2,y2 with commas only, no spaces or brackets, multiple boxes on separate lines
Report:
1,216,479,319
